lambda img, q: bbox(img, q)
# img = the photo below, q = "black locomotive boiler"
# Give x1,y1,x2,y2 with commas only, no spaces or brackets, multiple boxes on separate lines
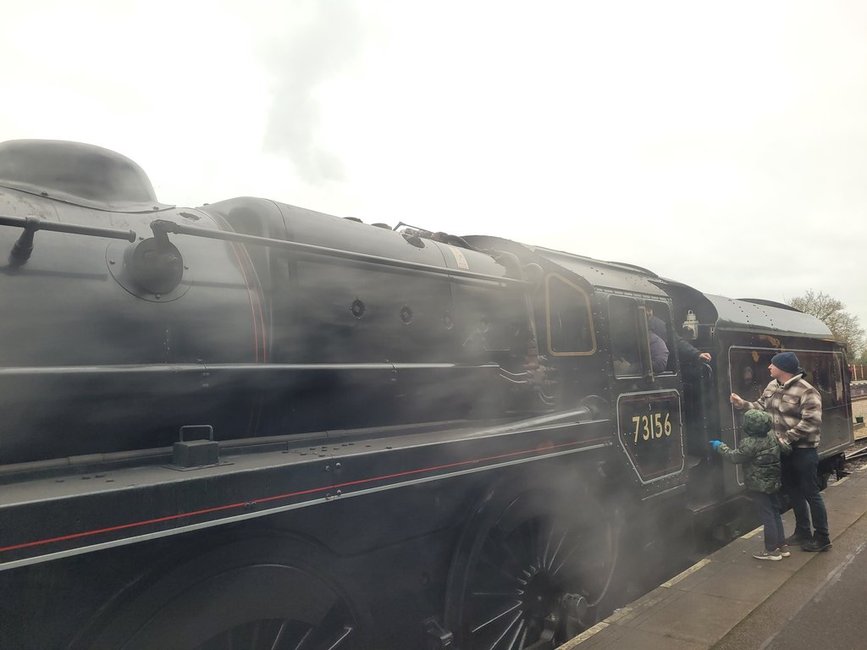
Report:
0,140,854,649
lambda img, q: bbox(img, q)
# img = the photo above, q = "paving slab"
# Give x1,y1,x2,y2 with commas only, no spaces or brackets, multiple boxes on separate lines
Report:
559,465,867,649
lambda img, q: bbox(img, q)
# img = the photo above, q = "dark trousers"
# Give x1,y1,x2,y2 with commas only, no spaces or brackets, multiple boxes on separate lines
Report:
782,447,829,540
751,491,785,551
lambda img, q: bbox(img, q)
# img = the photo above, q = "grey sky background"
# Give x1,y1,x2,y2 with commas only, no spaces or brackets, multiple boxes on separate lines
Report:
2,1,865,340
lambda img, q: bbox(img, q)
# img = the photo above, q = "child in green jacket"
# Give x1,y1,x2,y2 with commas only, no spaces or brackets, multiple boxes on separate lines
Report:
710,409,788,561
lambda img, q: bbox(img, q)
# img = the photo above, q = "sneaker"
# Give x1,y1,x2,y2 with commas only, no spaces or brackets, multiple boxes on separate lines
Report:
802,537,832,552
785,531,812,545
753,549,783,561
778,545,791,557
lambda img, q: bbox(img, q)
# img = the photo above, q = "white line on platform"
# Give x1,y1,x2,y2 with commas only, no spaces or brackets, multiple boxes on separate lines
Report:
741,525,763,539
829,476,850,486
662,558,711,587
557,621,609,647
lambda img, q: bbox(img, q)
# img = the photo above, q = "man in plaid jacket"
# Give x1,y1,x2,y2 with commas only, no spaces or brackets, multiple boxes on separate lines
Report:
730,351,831,552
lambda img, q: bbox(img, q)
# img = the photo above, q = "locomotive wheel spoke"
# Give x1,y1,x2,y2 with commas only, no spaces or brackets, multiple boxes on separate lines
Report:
293,603,355,650
505,618,526,650
490,527,523,571
480,545,525,583
471,590,522,598
85,542,370,650
188,597,356,650
485,611,524,650
546,532,568,572
269,621,289,650
471,601,523,634
447,494,618,650
195,613,354,650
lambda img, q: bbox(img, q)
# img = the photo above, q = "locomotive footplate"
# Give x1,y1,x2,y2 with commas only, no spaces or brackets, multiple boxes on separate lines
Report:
0,411,612,570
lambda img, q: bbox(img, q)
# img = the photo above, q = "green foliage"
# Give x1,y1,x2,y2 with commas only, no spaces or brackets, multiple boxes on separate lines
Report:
786,290,865,361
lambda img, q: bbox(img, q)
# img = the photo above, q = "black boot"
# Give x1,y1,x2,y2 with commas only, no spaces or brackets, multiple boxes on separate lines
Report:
785,530,812,545
802,536,832,552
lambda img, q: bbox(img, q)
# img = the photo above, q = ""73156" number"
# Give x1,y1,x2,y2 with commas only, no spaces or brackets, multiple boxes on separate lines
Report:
631,412,672,443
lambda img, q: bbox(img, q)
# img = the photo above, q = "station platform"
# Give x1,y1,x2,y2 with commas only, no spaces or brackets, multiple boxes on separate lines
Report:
559,456,867,649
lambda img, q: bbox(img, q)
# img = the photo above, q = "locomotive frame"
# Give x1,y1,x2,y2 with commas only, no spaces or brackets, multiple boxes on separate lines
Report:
0,140,853,649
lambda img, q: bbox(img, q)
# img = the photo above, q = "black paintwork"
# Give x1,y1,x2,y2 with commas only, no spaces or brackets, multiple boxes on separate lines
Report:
0,141,854,649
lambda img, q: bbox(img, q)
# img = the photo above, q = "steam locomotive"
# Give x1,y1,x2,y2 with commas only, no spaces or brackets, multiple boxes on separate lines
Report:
0,140,853,649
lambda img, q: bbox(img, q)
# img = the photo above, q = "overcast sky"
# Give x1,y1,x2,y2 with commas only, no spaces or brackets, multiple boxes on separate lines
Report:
2,0,866,341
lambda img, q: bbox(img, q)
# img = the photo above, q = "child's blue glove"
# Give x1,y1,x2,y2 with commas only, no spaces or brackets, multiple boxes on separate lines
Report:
709,440,723,450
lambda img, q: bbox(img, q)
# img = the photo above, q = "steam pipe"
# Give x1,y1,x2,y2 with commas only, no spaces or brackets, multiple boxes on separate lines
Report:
150,219,527,287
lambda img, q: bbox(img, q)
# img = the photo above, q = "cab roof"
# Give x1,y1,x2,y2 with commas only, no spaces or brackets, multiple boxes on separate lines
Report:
706,295,833,338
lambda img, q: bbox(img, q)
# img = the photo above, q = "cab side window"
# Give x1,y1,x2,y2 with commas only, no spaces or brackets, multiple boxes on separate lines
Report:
545,274,595,356
646,301,674,373
729,349,769,402
609,297,674,377
609,296,642,377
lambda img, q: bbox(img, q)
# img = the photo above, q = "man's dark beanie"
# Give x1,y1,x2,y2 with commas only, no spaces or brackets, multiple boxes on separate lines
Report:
771,351,800,374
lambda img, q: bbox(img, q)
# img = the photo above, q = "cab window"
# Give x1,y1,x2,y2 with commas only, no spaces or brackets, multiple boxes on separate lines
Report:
646,301,674,373
609,297,673,377
545,274,595,356
609,296,643,377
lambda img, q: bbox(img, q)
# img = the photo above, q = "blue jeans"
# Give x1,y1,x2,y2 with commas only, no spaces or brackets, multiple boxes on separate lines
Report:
782,447,829,540
751,491,785,551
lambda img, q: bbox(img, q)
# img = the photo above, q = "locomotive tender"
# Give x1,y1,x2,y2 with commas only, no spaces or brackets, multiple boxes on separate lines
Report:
0,140,853,649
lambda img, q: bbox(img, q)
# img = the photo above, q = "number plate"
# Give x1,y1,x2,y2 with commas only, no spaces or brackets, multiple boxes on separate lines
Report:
617,391,684,482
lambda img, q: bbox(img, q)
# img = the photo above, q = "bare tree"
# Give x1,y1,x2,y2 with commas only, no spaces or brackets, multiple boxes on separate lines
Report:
786,290,865,360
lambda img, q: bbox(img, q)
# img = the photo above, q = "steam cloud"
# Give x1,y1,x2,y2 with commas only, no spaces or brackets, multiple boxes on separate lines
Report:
262,1,365,184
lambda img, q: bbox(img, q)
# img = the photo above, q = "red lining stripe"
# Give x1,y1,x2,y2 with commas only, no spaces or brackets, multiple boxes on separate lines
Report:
227,242,262,363
0,437,607,555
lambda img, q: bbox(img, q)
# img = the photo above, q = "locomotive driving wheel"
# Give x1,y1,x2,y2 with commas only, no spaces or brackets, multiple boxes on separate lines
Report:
80,538,370,650
445,490,618,650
